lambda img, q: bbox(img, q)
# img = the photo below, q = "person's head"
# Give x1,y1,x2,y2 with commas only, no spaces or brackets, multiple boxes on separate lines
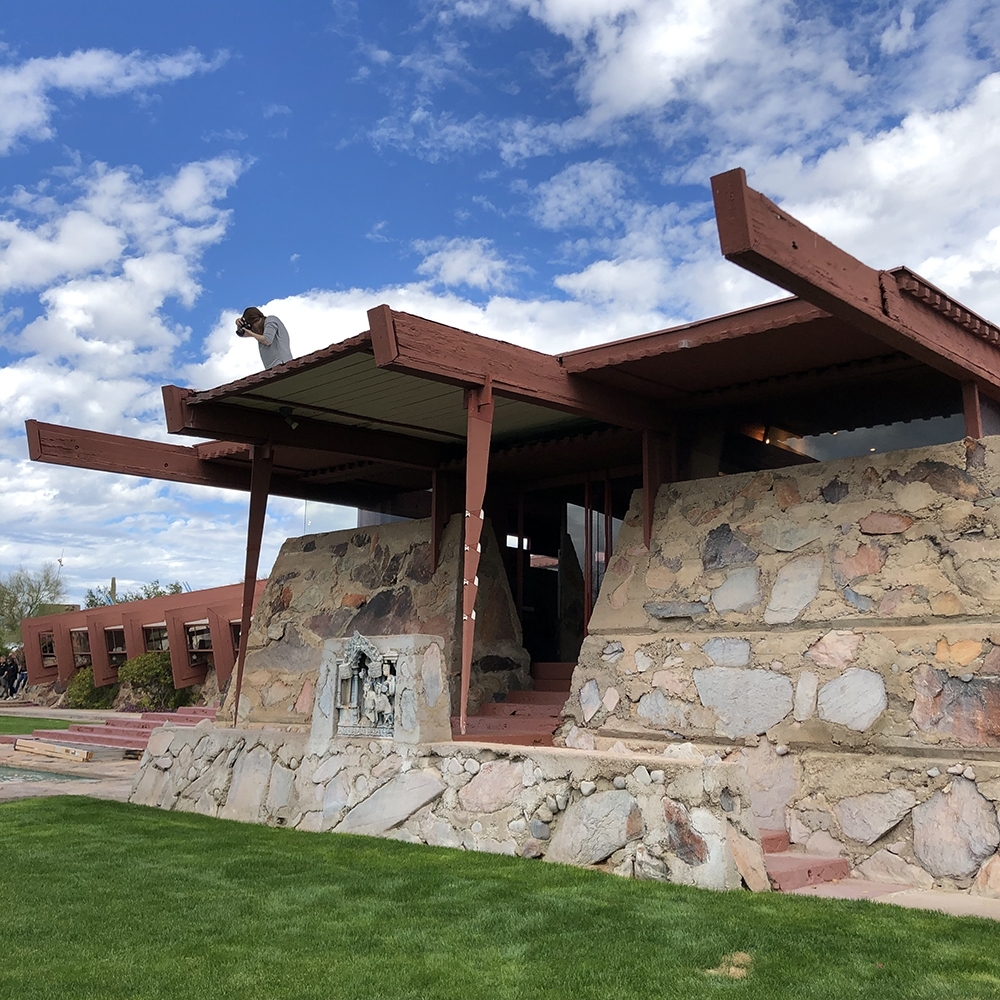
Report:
237,306,265,336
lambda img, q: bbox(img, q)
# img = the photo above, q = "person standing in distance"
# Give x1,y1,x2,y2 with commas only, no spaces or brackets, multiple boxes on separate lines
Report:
236,306,292,369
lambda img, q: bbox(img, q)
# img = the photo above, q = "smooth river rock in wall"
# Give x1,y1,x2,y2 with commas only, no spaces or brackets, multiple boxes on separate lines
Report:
219,745,273,822
764,555,823,624
545,790,643,866
701,638,751,668
711,567,761,613
334,769,446,836
817,668,886,731
693,667,793,738
912,777,1000,878
834,790,916,845
457,759,524,813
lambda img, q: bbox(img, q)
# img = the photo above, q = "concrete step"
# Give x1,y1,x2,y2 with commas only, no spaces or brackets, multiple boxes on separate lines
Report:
760,828,791,853
454,716,560,735
530,662,576,681
531,678,573,693
139,712,205,724
476,702,561,718
764,852,851,891
452,730,555,747
29,728,149,751
504,690,566,705
175,706,217,717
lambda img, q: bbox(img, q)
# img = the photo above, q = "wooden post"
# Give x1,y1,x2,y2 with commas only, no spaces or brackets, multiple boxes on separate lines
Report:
231,443,273,728
459,379,494,735
516,492,525,618
642,429,676,549
431,470,463,573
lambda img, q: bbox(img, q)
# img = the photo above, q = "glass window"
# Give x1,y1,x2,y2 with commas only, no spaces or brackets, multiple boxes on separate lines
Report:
185,623,214,669
105,627,128,668
70,629,92,669
143,626,169,652
39,631,57,669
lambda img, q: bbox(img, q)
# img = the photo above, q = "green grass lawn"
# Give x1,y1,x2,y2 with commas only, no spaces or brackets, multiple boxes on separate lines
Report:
0,715,73,735
2,797,999,1000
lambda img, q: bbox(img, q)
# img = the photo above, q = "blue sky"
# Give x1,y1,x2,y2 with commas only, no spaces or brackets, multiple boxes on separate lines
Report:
2,0,1000,603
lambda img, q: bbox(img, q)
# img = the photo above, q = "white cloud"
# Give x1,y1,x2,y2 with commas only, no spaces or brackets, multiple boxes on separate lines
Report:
414,236,522,291
0,48,225,154
531,160,627,230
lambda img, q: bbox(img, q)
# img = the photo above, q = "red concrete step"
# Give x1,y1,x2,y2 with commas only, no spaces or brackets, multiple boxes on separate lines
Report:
531,662,576,681
175,706,217,717
531,678,572,692
760,828,790,853
29,728,149,751
452,728,555,747
504,690,566,705
764,853,850,891
140,712,205,724
476,702,562,718
456,716,559,735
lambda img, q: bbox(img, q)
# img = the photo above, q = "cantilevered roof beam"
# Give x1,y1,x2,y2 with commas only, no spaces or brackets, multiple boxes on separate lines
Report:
711,167,1000,399
367,305,673,433
25,420,430,512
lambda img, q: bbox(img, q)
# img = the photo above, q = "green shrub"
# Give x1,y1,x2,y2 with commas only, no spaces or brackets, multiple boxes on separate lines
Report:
65,666,119,709
118,651,192,712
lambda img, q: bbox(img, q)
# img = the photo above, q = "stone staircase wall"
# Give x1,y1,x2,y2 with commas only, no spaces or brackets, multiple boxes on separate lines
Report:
130,725,767,891
561,434,1000,895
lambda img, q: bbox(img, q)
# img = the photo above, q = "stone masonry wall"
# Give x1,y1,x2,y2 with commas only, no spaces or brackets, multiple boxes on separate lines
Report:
130,722,768,891
217,514,528,725
560,435,1000,896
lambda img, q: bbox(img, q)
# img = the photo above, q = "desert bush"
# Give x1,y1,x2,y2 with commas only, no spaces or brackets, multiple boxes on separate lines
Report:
118,652,191,712
65,666,119,709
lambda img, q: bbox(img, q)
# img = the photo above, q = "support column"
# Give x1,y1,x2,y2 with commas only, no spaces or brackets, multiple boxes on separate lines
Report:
459,380,494,735
431,470,463,573
231,443,273,728
642,429,676,549
963,382,1000,438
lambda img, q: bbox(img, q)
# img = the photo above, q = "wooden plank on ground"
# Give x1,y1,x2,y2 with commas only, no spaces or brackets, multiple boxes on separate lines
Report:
14,739,92,762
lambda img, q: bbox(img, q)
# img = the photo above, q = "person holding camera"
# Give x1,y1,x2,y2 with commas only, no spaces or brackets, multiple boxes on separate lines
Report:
236,306,293,369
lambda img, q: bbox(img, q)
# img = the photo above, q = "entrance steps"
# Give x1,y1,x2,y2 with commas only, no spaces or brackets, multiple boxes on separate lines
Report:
451,661,573,746
760,827,851,891
5,707,218,757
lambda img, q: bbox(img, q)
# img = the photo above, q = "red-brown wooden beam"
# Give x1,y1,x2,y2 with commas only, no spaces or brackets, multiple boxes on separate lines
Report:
162,385,453,469
711,167,1000,399
231,444,273,728
367,306,672,433
26,420,426,509
561,297,827,372
642,429,676,549
459,382,494,735
963,382,1000,438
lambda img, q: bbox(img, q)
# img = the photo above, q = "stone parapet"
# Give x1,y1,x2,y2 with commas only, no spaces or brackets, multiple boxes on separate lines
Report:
216,514,528,725
568,436,1000,752
129,724,767,891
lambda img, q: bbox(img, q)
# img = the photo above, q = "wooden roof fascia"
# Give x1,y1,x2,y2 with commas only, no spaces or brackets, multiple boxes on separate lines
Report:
710,167,1000,400
367,306,673,433
162,385,458,470
560,297,828,373
188,332,374,405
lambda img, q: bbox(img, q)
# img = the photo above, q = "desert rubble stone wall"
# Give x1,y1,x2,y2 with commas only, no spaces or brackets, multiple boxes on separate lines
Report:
130,720,768,891
216,514,528,726
561,435,1000,894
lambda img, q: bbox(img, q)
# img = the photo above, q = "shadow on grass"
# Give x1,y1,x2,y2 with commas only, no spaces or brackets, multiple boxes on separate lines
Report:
1,797,998,1000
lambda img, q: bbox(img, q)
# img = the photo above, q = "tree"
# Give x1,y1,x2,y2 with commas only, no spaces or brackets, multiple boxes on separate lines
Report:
83,578,185,609
0,564,66,649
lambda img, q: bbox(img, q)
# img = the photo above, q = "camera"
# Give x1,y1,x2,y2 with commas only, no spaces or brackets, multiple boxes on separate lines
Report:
236,320,247,337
